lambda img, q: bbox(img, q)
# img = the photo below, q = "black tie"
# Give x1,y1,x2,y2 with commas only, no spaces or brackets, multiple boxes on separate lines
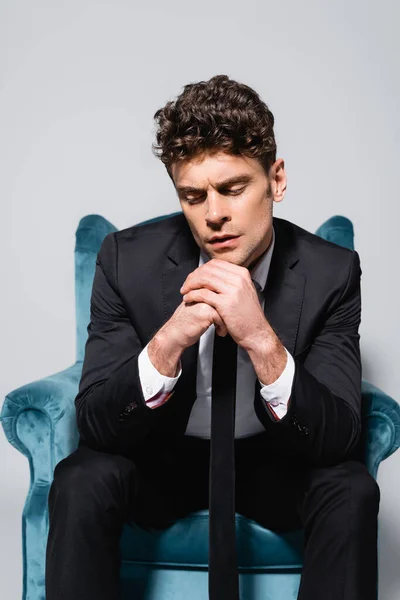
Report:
209,331,240,600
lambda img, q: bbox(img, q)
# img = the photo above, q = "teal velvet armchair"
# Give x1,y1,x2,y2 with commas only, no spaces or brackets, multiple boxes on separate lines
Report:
2,213,400,600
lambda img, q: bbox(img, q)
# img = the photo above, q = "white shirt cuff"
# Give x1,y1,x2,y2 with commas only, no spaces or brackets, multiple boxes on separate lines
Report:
138,343,182,408
259,347,295,420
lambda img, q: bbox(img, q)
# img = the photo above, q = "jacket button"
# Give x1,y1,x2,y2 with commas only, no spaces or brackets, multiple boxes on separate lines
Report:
118,401,138,422
125,401,138,414
291,414,308,436
291,415,299,427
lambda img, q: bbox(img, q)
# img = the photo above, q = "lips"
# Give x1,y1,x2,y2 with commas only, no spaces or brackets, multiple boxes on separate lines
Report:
208,235,241,249
209,235,238,243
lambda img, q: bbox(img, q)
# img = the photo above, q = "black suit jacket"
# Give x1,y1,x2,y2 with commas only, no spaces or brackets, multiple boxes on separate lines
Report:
75,214,362,466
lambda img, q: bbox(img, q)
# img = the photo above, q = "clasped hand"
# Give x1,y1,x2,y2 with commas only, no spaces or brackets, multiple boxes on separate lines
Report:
180,258,269,350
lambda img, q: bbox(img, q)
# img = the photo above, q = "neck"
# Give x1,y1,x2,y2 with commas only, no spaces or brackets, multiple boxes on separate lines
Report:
247,228,273,271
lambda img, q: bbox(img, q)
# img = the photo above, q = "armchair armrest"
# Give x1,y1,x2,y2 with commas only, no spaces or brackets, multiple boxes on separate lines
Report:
1,362,82,479
361,379,400,478
1,363,82,600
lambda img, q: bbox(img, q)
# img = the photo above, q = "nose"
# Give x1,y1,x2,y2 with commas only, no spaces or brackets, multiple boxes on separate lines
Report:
205,192,231,226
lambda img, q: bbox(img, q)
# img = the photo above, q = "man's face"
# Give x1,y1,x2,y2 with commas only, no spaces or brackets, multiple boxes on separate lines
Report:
171,152,286,270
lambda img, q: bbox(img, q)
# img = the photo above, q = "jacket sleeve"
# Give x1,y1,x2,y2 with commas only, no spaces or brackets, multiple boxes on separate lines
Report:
75,232,176,455
255,250,362,466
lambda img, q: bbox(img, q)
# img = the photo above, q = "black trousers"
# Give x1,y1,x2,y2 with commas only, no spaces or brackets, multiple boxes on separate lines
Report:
45,433,379,600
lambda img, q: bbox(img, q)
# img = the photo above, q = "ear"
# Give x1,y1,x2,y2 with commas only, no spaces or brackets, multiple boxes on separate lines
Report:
270,158,287,203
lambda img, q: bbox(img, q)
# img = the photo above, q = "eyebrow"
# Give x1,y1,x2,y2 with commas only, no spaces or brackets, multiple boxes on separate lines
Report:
176,173,254,194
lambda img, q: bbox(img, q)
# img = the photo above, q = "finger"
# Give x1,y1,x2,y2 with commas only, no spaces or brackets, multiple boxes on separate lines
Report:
199,262,242,286
211,309,228,336
207,261,259,298
181,271,232,295
187,300,227,336
215,323,228,337
183,288,220,309
182,260,251,294
181,260,245,294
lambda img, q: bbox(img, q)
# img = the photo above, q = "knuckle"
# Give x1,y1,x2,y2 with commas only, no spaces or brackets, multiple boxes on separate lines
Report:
238,266,249,280
197,303,208,315
238,276,247,290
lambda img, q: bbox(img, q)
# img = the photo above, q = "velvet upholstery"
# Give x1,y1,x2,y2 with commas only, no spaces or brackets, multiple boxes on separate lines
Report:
1,212,399,600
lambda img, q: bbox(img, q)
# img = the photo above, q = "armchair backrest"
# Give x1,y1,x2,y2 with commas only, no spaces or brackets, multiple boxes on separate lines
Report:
75,215,117,362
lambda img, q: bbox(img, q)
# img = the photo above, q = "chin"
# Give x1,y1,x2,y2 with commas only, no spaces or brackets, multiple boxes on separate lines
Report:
217,251,249,267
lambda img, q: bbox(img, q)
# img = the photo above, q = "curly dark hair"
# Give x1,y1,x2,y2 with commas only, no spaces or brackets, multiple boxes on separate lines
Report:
153,74,277,176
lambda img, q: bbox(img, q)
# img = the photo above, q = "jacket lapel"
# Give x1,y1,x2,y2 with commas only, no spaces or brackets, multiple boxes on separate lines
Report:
253,218,306,421
161,220,201,414
263,217,305,356
162,218,200,322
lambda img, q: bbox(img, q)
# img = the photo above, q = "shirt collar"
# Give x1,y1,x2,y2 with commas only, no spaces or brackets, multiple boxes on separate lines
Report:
198,226,275,293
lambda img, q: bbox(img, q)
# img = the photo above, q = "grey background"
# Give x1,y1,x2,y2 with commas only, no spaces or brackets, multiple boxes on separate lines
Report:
1,0,399,598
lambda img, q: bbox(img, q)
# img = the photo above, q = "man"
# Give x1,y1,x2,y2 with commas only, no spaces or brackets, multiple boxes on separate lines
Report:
45,74,379,600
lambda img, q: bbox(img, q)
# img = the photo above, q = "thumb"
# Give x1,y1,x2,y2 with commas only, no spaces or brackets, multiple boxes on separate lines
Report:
213,313,228,337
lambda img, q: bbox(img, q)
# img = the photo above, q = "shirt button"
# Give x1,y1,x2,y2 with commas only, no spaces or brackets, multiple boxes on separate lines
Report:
270,400,279,407
146,386,153,395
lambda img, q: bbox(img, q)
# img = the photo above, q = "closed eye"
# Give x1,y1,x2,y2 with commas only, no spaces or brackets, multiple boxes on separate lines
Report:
184,195,206,205
221,187,246,196
182,186,246,204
